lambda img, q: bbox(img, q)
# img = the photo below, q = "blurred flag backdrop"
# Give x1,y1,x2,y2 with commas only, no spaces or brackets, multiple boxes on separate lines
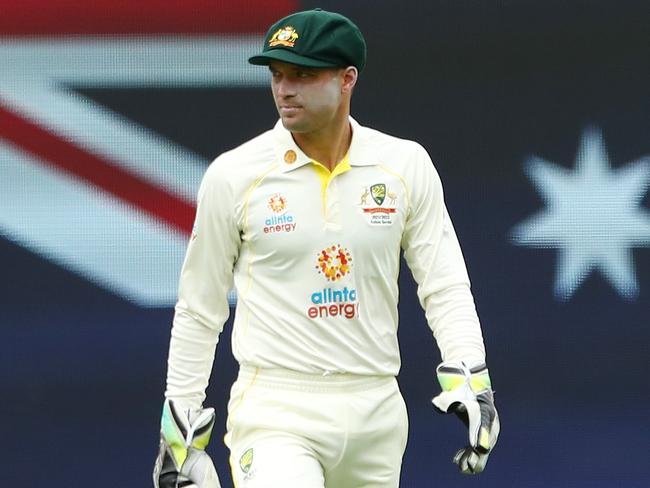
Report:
1,1,649,487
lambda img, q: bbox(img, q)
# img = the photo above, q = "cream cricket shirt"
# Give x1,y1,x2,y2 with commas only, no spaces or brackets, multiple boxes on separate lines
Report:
166,118,486,409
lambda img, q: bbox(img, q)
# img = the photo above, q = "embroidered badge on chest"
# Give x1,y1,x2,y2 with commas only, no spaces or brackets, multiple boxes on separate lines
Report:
359,183,398,225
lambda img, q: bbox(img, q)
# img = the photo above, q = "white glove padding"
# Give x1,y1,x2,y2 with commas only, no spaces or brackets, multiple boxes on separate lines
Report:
432,361,500,474
153,399,222,488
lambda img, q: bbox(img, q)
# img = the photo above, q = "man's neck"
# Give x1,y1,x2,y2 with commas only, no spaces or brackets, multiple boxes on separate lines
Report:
292,117,352,171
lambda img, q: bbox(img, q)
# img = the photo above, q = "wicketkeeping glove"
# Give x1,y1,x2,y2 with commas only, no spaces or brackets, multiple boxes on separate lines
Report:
432,361,500,474
153,399,222,488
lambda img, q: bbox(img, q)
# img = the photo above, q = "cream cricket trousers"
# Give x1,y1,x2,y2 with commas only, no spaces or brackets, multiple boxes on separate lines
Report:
225,366,409,488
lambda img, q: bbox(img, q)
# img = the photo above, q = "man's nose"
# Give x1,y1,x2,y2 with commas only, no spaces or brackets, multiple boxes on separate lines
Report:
275,78,296,98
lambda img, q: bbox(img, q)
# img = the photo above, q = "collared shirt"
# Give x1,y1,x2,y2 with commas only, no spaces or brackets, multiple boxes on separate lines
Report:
166,117,486,408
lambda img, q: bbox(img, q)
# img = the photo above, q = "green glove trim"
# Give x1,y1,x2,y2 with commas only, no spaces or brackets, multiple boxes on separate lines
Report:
160,400,190,468
437,362,492,393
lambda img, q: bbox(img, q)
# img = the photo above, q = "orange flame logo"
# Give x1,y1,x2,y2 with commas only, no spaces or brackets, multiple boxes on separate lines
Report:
268,193,287,213
316,245,352,281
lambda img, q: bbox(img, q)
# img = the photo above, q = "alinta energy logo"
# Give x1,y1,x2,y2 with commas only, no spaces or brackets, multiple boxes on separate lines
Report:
268,194,286,213
308,244,359,319
317,244,352,281
263,193,297,234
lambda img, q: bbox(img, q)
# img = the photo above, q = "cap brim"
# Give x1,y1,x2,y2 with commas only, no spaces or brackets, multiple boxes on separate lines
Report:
248,49,340,68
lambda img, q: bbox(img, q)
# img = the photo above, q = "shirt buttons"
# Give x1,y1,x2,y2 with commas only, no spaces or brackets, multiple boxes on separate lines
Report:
284,150,297,164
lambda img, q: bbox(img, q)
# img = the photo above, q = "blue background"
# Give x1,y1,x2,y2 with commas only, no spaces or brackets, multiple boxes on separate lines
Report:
2,1,650,486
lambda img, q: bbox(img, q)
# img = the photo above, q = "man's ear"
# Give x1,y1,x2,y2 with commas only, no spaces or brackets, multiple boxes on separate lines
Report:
341,66,358,94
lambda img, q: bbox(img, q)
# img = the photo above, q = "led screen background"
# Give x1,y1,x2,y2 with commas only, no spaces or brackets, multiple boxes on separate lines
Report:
1,1,649,486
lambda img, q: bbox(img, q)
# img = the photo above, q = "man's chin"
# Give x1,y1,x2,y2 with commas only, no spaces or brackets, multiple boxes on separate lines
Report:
280,116,309,133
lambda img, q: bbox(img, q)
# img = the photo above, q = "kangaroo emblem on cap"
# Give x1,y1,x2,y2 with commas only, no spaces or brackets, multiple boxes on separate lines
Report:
269,26,299,47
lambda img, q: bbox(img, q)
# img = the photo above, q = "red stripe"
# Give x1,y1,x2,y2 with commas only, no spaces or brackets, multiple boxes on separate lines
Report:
363,208,397,214
0,103,195,236
0,0,297,35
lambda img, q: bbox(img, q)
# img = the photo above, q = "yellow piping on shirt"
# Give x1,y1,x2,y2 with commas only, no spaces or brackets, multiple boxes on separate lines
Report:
241,164,279,298
310,154,351,218
377,164,410,270
378,164,410,214
241,164,278,337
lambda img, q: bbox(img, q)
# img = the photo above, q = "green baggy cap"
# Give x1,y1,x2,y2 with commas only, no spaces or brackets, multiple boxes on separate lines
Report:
248,8,367,72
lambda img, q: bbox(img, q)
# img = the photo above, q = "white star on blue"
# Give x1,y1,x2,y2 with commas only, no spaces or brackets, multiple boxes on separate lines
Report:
511,127,650,300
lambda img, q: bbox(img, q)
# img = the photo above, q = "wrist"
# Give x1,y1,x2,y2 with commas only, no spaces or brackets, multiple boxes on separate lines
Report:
436,361,492,394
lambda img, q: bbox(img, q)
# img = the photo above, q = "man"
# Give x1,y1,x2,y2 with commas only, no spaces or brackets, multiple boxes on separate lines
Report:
153,8,499,488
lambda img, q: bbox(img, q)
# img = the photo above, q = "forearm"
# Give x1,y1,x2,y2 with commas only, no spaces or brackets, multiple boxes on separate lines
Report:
163,160,240,409
165,305,221,410
425,283,486,365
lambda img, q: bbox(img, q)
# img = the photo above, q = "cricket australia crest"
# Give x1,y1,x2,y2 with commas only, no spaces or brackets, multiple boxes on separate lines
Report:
239,447,256,481
240,448,253,474
371,183,386,206
360,183,398,226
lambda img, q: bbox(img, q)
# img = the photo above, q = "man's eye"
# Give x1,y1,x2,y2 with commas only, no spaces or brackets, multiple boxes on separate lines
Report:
296,71,311,78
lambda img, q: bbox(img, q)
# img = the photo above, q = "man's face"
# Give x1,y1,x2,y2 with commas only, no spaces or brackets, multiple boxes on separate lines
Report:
269,60,345,133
